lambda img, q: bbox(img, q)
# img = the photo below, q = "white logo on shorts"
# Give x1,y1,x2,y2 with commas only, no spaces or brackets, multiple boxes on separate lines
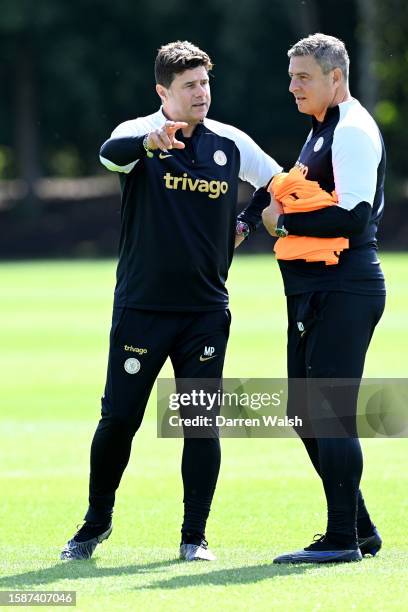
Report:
213,150,227,166
313,137,324,152
297,322,305,332
124,358,141,374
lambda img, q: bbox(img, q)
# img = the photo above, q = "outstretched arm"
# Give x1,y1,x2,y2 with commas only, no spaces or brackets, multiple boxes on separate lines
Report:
100,121,188,172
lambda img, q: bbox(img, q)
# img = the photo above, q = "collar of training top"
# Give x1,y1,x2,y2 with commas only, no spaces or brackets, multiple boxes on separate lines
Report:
312,98,357,129
158,106,206,138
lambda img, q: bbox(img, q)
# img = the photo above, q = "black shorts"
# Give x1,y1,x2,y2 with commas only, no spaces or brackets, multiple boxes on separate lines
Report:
101,308,231,429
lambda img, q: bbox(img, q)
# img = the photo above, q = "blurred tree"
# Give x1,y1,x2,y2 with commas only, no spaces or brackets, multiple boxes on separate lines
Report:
356,0,378,113
0,0,405,192
285,0,320,38
0,0,77,207
0,0,43,201
372,0,407,181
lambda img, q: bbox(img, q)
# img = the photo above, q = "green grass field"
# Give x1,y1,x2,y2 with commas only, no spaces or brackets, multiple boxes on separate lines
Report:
0,254,407,611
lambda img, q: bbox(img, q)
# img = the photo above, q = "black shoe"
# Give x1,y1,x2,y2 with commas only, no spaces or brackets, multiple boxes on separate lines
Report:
358,527,382,557
273,534,362,564
60,521,112,560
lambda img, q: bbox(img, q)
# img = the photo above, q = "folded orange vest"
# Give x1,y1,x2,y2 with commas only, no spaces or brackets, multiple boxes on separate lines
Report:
268,166,349,265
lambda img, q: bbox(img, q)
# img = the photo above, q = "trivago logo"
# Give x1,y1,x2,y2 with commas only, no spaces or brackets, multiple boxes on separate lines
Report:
163,172,229,199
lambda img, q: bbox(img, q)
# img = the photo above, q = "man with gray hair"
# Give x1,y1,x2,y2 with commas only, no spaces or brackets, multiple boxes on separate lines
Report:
263,33,385,563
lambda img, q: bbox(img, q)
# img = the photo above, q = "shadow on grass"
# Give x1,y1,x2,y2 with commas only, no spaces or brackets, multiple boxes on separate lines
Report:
141,562,310,590
0,559,179,589
1,557,311,590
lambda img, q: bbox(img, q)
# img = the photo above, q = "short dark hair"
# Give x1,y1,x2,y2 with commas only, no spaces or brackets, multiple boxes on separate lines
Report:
288,33,349,81
155,40,213,88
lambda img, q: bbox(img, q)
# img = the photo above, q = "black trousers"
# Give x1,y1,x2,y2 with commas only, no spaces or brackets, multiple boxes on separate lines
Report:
286,291,385,546
85,307,231,539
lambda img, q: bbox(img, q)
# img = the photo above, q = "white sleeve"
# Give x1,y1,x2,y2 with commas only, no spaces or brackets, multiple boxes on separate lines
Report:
110,120,146,139
332,126,382,211
204,119,282,188
99,120,146,174
235,129,283,188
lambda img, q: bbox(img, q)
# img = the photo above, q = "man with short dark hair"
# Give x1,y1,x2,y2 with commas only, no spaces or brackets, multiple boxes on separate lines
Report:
60,40,282,561
263,33,385,564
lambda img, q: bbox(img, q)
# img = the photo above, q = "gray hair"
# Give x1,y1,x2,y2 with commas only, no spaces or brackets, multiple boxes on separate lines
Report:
288,33,349,81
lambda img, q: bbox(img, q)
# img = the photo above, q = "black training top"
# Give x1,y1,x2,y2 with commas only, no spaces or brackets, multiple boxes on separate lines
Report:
278,99,386,296
100,108,281,310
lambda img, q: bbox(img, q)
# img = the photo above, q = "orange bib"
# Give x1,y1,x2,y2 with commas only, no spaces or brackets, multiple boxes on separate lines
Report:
269,166,349,265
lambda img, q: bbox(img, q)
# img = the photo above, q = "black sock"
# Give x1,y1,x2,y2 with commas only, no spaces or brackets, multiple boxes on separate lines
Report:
74,521,111,542
181,531,204,545
318,438,362,548
301,437,374,540
356,491,376,537
85,417,135,523
324,532,357,549
181,437,221,539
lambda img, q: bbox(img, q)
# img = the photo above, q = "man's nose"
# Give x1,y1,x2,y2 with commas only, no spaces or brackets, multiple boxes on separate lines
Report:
289,78,298,93
195,84,207,97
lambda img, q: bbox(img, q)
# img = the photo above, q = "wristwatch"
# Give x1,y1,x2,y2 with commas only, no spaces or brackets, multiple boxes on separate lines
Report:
142,134,154,158
275,214,289,238
236,220,250,239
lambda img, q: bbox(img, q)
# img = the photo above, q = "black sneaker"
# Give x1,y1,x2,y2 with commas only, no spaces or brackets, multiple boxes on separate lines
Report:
358,527,382,557
60,521,112,560
273,534,362,564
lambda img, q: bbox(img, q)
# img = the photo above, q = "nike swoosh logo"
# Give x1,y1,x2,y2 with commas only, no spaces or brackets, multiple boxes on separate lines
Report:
159,153,173,159
199,355,217,362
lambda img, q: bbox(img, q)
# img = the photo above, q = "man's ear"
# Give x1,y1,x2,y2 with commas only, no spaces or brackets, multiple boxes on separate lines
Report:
333,67,343,86
156,83,168,104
